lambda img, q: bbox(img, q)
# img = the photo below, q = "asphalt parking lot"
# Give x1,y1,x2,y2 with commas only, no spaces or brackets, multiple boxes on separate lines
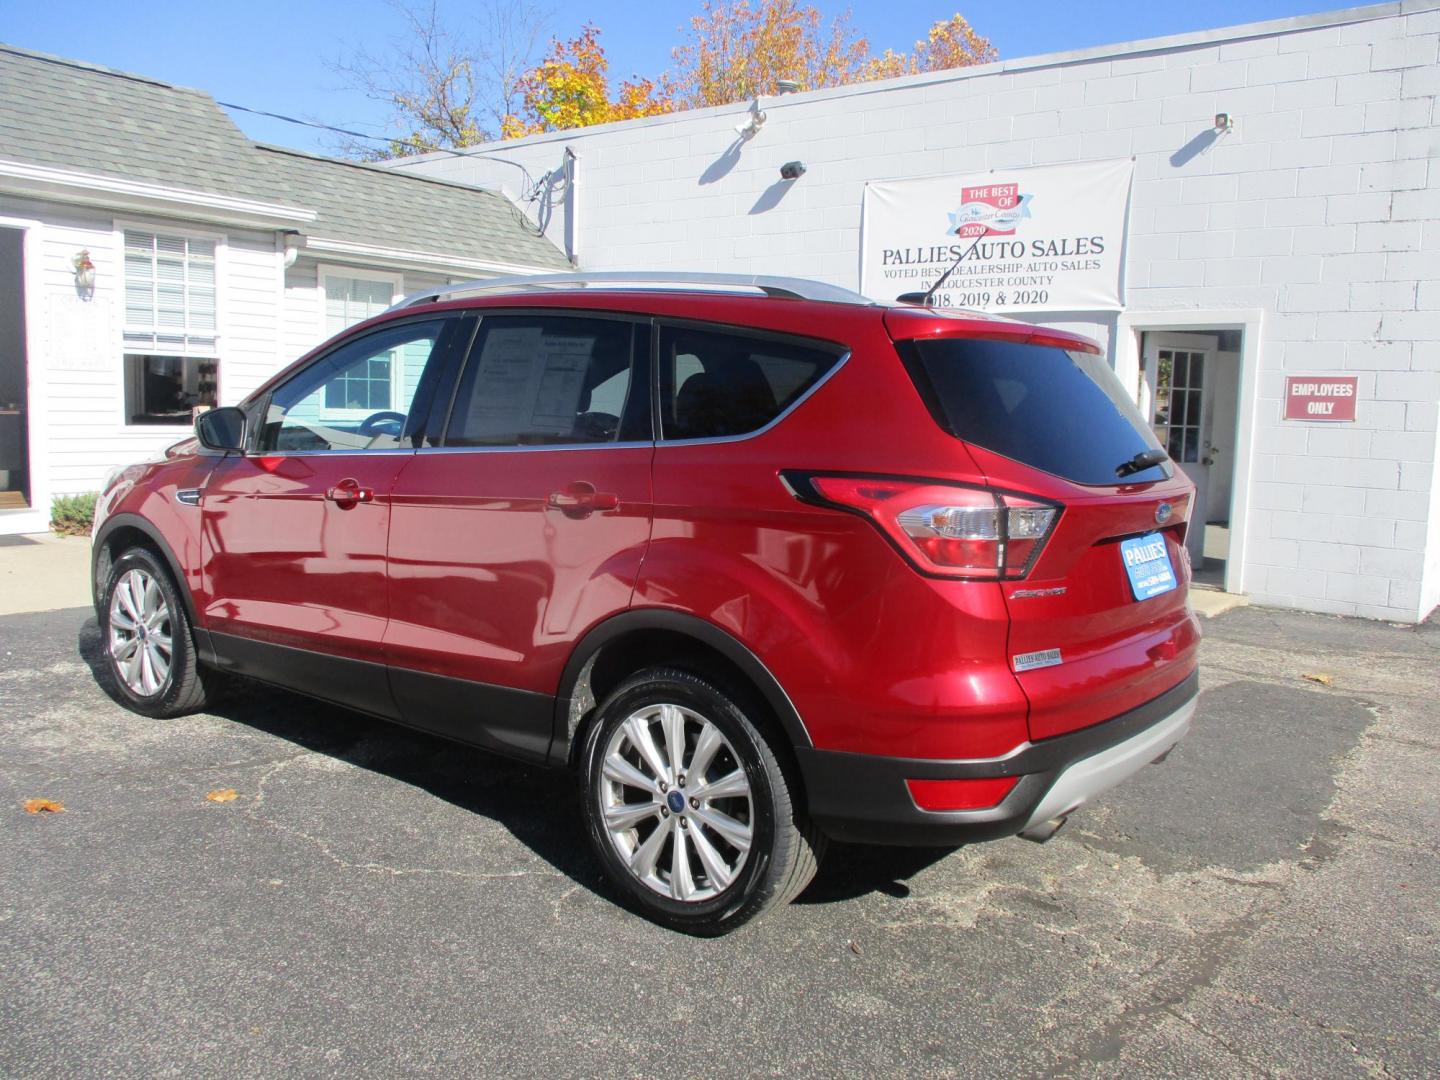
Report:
2,603,1437,1078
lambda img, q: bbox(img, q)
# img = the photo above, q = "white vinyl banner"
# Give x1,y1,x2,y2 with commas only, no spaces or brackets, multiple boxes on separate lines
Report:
860,159,1134,314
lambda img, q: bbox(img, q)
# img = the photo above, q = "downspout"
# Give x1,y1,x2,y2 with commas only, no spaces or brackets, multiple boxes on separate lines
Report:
281,230,303,269
563,147,579,268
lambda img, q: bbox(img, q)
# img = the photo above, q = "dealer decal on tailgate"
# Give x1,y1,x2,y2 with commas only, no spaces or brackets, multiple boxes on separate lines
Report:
1013,648,1063,672
1121,532,1178,601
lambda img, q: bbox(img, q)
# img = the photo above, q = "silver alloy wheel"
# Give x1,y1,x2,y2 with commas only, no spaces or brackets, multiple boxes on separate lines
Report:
598,703,755,902
108,568,174,698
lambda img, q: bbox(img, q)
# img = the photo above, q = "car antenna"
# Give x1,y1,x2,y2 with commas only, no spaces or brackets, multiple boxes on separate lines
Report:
896,234,986,306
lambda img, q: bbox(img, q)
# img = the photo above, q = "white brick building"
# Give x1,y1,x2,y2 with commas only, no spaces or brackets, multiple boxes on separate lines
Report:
397,1,1440,623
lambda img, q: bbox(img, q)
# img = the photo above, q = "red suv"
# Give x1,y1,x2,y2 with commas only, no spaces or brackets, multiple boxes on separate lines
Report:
91,273,1199,934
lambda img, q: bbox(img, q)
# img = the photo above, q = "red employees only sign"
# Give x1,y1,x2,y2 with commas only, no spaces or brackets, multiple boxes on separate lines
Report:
1284,376,1358,422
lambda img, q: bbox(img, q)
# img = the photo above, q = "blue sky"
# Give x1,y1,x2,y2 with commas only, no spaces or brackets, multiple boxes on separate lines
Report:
6,0,1349,154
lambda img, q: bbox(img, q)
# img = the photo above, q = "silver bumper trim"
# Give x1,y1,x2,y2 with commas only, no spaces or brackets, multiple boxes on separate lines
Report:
1022,697,1195,830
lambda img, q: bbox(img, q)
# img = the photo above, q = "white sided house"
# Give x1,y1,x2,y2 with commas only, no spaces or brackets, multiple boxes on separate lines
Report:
395,2,1440,624
0,45,568,535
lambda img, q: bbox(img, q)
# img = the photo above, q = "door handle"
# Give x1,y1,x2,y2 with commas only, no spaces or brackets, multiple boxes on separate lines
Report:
325,478,374,505
547,482,620,517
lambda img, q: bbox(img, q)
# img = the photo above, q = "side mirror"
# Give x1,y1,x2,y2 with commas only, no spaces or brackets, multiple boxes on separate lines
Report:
195,406,246,452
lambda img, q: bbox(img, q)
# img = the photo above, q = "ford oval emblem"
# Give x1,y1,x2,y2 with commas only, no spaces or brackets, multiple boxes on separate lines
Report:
1155,502,1174,525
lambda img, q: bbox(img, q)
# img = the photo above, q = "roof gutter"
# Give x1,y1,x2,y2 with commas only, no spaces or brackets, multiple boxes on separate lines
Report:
298,235,567,279
0,159,316,229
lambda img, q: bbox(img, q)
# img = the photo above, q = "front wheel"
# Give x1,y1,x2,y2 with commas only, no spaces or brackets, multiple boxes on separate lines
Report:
580,668,822,935
101,547,212,718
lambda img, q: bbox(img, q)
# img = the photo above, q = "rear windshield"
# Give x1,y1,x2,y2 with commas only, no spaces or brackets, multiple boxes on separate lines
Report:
900,338,1169,486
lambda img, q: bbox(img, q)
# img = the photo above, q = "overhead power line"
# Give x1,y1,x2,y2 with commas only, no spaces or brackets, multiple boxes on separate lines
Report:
216,98,544,195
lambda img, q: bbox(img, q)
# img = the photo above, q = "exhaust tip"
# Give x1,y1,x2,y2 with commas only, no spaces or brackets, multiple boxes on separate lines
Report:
1019,816,1068,844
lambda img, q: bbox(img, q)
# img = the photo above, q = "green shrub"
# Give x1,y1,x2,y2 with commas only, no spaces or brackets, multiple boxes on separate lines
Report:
51,492,98,536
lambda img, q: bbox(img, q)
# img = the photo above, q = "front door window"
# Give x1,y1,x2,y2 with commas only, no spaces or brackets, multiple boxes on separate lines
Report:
257,319,450,452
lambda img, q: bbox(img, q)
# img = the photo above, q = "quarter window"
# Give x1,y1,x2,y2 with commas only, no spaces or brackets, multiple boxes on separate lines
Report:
122,230,219,425
444,316,642,447
256,320,451,453
658,325,844,441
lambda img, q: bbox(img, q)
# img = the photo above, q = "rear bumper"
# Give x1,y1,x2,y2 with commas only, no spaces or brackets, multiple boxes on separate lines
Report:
796,670,1197,846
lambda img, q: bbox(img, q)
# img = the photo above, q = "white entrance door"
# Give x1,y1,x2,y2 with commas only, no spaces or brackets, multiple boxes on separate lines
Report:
1142,333,1219,567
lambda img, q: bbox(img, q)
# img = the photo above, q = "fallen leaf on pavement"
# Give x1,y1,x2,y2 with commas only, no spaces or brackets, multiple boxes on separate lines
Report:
1303,673,1333,686
23,798,65,814
205,788,239,803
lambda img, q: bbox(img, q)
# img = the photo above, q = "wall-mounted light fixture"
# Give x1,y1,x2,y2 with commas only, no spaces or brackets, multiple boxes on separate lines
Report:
779,160,807,181
73,249,95,298
734,107,767,139
1214,112,1234,132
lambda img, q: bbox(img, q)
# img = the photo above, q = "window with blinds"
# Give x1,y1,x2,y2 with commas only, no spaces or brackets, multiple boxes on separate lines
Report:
122,230,219,424
123,231,218,356
324,275,394,335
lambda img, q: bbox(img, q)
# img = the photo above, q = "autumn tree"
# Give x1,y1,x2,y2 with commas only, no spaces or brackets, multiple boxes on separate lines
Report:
668,0,869,108
863,13,997,80
332,0,549,158
502,24,673,137
336,2,995,152
668,2,996,108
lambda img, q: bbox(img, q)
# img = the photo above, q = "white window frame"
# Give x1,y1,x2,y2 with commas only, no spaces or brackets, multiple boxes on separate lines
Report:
1116,308,1263,597
0,214,48,533
112,218,227,429
316,265,404,420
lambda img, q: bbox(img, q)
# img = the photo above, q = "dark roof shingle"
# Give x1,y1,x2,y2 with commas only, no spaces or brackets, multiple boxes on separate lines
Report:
0,44,567,270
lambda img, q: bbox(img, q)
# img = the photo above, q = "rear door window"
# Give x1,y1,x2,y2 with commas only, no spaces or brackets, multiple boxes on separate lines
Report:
443,315,649,446
658,324,845,441
899,337,1169,486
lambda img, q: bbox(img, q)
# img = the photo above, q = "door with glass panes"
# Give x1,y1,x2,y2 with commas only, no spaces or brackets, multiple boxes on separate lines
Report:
1141,332,1217,566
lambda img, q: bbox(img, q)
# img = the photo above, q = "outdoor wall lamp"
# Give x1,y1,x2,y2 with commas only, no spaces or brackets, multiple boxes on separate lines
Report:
780,160,807,181
73,249,95,298
1214,112,1234,132
734,108,767,139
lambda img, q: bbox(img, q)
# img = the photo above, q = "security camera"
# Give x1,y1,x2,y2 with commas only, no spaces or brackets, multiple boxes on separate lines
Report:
779,160,806,181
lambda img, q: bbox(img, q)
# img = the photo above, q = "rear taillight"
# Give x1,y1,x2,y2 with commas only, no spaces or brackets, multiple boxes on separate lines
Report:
784,473,1060,579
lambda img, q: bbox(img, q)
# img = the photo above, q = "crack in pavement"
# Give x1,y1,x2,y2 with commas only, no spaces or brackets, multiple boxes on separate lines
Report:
239,752,568,887
1040,905,1288,1077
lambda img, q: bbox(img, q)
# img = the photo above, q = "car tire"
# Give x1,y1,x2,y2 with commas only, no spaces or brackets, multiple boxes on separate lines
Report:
100,546,212,718
580,667,823,935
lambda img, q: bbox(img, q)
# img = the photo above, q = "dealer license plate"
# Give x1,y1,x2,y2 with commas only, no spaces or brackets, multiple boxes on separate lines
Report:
1120,532,1178,601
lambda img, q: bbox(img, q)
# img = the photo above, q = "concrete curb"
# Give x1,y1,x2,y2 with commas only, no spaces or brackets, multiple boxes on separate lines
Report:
1191,588,1252,619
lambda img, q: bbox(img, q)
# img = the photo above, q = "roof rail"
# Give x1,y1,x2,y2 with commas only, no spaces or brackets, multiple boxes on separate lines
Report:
390,271,873,310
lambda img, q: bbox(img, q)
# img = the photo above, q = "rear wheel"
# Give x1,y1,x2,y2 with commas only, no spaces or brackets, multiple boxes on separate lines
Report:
101,547,212,718
580,667,822,935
